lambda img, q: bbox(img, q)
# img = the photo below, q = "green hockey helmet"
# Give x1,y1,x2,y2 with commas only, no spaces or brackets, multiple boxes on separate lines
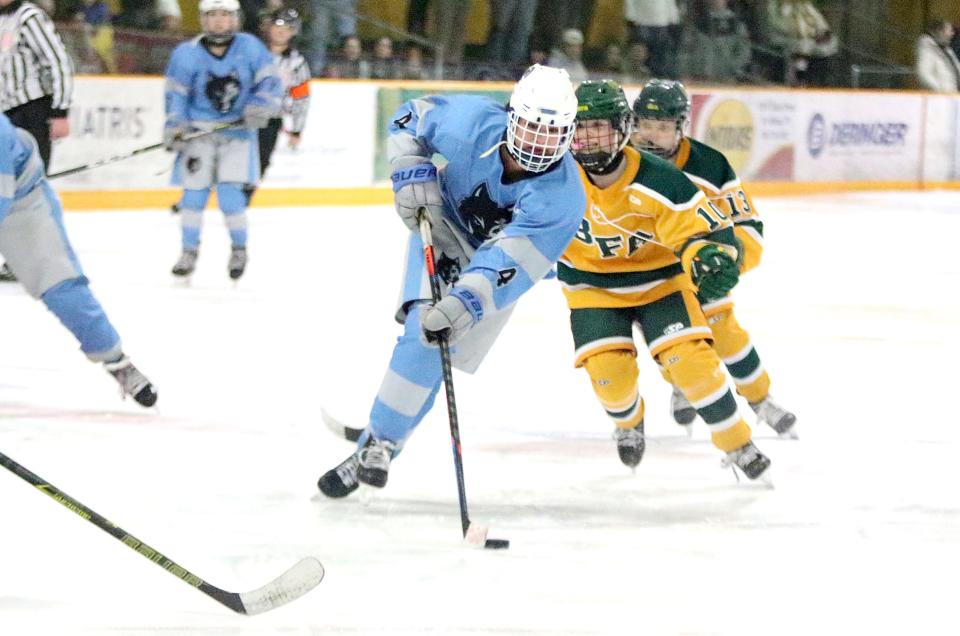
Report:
572,79,633,174
631,79,690,158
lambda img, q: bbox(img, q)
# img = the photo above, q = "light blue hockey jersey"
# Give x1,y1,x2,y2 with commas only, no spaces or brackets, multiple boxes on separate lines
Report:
0,114,45,224
164,33,281,139
388,94,586,312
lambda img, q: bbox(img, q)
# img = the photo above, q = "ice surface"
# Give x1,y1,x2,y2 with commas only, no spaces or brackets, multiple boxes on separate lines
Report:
1,190,958,635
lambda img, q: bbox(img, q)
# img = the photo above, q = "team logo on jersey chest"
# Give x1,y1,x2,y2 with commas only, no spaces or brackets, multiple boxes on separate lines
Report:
205,71,241,114
458,183,513,242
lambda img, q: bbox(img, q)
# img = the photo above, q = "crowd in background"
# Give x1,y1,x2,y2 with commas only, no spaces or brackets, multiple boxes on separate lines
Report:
34,0,960,90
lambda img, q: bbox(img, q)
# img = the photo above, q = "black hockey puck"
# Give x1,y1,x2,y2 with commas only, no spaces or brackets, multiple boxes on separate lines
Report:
484,539,510,550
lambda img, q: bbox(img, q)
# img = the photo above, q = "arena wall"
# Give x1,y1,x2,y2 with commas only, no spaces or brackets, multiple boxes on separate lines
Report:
51,77,960,210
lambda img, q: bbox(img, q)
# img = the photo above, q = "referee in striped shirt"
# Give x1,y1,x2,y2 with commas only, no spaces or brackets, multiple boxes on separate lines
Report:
0,0,73,167
0,0,74,282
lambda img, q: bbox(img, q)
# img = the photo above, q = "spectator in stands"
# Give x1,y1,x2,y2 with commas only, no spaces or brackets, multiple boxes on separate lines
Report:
71,0,116,72
916,18,960,92
548,28,588,82
595,42,646,85
599,43,623,77
487,0,538,68
766,0,838,87
531,0,594,59
324,34,368,79
624,0,681,79
622,41,651,84
304,0,357,73
370,36,399,79
115,0,178,32
687,0,751,82
435,0,470,76
406,0,429,37
399,43,430,80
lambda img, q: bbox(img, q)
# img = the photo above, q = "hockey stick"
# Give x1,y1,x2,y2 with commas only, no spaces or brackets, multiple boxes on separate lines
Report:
0,449,324,614
47,121,243,180
417,208,509,551
321,408,363,443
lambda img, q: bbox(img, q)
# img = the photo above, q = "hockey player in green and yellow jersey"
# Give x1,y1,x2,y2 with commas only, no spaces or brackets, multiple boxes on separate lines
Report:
631,79,797,439
560,79,771,480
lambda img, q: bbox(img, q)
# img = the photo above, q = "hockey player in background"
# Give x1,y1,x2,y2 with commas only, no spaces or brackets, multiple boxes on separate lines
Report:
561,79,770,480
0,113,157,407
317,65,586,498
631,79,797,438
242,7,311,205
164,0,281,280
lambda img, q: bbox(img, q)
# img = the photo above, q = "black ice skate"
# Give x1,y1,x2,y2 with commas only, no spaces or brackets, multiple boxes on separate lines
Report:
722,441,771,481
614,421,645,468
228,246,247,280
0,262,16,282
104,355,158,407
357,437,397,488
317,453,360,498
171,249,198,277
670,385,697,432
750,396,797,438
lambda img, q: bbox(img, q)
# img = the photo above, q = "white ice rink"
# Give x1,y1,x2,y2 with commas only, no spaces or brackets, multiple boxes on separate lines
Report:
1,191,958,635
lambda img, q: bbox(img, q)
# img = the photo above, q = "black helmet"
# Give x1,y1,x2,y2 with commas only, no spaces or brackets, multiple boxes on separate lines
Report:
270,7,301,35
631,79,690,158
572,79,633,174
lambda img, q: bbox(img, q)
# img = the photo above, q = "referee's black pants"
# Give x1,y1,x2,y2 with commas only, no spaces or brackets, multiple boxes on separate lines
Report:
5,96,54,173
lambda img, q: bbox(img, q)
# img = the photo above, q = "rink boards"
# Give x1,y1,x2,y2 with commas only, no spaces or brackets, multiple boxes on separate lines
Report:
48,77,960,209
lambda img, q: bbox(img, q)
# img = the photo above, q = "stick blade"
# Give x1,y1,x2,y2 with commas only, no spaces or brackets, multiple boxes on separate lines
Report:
464,523,489,547
321,409,363,442
238,557,324,615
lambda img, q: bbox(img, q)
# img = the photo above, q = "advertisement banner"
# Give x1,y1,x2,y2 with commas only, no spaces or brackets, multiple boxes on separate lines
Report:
49,77,378,191
793,92,923,182
51,76,166,190
689,90,797,182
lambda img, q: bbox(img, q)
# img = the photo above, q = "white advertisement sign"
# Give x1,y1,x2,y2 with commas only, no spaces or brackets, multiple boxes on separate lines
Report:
51,76,166,190
793,92,924,182
51,77,377,191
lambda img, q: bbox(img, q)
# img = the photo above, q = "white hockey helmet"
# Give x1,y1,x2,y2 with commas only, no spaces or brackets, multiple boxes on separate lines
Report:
506,64,578,173
199,0,240,44
199,0,240,13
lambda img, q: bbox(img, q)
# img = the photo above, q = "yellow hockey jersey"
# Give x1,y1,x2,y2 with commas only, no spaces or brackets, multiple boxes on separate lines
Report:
558,146,736,309
674,138,763,274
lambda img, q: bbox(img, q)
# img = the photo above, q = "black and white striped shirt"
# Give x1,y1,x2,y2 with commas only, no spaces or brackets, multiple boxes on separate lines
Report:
0,0,74,115
275,47,310,134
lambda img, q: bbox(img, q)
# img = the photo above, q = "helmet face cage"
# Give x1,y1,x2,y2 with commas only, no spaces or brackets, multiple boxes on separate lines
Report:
506,109,576,173
631,80,690,158
632,114,686,158
572,111,632,173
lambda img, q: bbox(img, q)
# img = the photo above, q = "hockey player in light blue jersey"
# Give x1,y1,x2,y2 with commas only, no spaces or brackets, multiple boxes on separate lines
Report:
318,64,586,498
0,114,157,407
164,0,281,280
